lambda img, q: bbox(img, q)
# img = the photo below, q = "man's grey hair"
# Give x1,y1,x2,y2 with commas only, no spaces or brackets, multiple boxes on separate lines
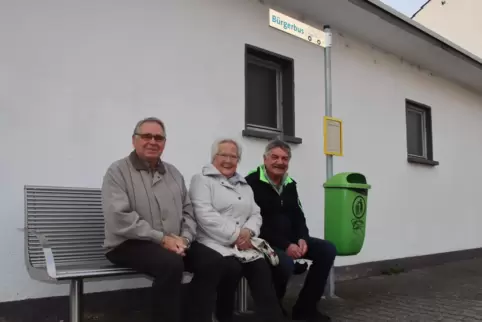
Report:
264,139,292,158
211,138,243,162
133,117,166,137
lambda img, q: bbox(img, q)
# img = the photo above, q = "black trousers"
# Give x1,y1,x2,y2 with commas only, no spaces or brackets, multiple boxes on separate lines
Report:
106,240,224,322
215,256,284,322
272,237,337,313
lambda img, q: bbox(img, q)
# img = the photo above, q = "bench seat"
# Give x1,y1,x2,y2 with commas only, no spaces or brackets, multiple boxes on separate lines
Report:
23,184,244,322
52,262,136,280
23,185,196,322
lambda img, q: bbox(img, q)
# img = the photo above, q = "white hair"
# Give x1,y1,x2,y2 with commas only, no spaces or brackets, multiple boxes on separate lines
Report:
211,138,242,162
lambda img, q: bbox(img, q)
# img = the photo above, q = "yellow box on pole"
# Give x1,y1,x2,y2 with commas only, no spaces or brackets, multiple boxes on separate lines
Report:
323,116,343,156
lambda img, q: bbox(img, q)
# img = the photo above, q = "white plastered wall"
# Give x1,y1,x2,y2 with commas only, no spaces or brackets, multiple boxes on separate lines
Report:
1,0,482,302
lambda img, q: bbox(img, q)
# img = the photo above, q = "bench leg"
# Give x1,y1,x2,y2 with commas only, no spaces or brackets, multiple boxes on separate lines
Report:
70,279,83,322
235,277,254,315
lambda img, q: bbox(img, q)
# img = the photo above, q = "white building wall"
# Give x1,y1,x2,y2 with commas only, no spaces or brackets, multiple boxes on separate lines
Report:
1,0,482,302
331,34,482,263
414,0,482,59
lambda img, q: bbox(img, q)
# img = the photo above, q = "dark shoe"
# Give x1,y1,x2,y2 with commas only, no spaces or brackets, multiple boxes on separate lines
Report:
292,308,331,322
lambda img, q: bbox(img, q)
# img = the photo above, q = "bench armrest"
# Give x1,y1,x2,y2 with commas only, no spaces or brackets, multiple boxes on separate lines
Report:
20,228,58,279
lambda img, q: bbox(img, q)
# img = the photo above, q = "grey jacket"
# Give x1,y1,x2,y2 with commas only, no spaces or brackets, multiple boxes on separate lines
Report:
189,164,262,256
102,151,196,250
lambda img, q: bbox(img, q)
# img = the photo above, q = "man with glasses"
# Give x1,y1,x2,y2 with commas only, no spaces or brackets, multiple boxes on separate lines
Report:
245,139,337,322
102,117,224,322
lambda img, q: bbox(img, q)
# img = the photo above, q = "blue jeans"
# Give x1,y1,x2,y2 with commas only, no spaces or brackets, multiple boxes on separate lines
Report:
272,237,336,312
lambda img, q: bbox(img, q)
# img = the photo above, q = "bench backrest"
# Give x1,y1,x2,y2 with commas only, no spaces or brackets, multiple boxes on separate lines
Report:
25,185,107,271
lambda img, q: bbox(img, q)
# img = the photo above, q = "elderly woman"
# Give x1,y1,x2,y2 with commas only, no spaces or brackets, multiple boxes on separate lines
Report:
189,138,284,322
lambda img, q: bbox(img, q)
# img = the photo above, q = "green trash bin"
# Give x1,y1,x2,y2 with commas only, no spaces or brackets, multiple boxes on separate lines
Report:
323,172,371,256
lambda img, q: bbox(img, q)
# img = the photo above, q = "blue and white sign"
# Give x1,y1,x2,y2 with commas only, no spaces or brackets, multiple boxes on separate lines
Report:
269,9,326,47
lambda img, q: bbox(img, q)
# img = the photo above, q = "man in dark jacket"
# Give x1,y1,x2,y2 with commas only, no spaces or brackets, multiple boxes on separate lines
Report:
245,139,336,322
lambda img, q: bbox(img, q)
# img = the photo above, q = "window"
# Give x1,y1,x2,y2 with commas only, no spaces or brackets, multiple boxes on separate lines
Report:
242,44,301,144
405,100,439,166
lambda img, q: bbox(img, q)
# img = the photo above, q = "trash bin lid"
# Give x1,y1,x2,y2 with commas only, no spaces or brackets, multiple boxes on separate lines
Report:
323,172,371,189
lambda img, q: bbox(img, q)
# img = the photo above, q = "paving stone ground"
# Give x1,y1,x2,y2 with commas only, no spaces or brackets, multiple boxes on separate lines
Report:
308,258,482,321
2,258,482,321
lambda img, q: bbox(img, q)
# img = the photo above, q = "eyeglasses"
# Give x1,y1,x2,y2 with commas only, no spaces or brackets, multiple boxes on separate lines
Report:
135,133,166,142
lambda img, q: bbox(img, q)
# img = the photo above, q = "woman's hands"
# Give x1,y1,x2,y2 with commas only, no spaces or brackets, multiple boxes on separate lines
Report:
235,228,254,250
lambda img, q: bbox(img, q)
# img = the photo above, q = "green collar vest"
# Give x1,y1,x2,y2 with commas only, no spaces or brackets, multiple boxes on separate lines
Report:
250,165,293,195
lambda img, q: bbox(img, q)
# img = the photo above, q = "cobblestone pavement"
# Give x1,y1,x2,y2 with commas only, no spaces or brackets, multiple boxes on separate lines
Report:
304,258,482,321
2,258,482,321
86,258,482,321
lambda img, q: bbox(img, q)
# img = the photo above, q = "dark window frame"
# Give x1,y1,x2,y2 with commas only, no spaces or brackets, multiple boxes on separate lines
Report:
245,55,284,133
242,44,302,144
405,99,439,166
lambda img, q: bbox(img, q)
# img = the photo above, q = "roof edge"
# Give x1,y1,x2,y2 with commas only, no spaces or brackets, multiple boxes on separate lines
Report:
351,0,482,70
411,0,432,19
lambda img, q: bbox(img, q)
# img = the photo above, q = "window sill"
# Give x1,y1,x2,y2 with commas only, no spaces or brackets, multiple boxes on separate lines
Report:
242,129,302,144
407,156,439,166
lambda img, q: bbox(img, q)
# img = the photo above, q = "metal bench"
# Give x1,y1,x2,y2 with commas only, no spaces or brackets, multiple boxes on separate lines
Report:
23,185,193,322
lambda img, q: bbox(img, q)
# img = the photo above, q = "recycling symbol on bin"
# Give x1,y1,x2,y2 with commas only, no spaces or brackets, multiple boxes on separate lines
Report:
352,196,366,219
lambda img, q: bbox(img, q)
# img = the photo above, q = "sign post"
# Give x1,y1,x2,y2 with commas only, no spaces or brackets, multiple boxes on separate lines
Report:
322,26,339,298
268,9,340,299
